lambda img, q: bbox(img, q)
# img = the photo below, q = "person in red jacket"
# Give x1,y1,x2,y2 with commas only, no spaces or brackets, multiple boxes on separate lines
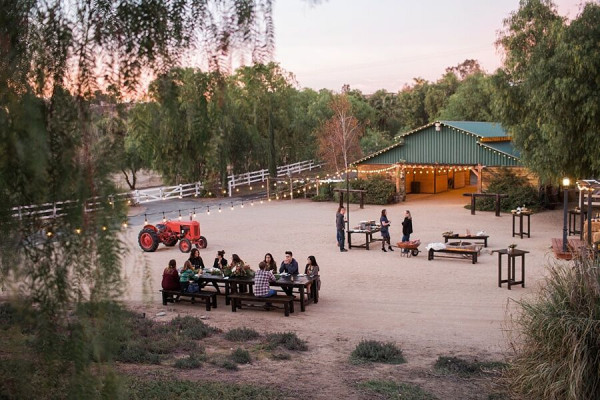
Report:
161,259,180,291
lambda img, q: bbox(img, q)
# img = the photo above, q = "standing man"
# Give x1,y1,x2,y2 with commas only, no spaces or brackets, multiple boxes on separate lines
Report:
279,251,299,296
336,206,348,252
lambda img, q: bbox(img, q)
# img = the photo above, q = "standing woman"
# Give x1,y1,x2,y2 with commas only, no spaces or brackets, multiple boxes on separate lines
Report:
380,209,393,252
401,210,413,253
264,253,277,273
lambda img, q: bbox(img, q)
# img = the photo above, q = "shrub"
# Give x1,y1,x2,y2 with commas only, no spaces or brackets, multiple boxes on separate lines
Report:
230,348,251,364
225,327,260,342
507,258,600,399
470,168,541,212
265,332,308,351
174,354,203,369
350,340,406,364
357,380,437,400
433,356,507,376
126,378,283,399
312,182,335,202
363,175,396,205
170,316,220,339
270,351,291,360
220,360,239,370
117,344,161,364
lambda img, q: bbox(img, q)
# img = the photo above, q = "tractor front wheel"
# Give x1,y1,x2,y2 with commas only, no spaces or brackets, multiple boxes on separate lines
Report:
179,238,192,253
138,229,159,252
195,236,208,249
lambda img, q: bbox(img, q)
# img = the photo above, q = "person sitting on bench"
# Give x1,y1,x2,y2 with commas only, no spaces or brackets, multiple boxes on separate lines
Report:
255,261,277,309
162,259,180,291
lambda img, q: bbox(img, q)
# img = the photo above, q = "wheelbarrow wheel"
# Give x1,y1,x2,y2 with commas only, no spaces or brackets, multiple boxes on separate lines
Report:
411,249,419,257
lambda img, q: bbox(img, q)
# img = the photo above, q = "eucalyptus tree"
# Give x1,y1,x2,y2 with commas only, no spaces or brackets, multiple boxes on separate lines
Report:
495,0,600,181
0,0,275,397
439,72,498,122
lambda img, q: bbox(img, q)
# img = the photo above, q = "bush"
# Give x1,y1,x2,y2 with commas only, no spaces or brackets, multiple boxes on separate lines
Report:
270,351,291,360
357,380,437,400
433,356,507,376
265,332,308,351
224,327,260,342
170,316,219,339
507,258,600,399
230,348,251,364
174,354,203,369
312,182,335,202
350,340,406,364
470,168,541,212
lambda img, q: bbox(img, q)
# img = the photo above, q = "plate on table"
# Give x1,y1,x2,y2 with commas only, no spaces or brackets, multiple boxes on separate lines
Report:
298,274,306,277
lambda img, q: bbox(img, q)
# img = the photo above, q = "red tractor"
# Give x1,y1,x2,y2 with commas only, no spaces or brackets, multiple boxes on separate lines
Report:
138,220,207,253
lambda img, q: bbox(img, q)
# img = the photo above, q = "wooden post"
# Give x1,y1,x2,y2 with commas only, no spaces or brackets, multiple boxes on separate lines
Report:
495,194,501,217
471,195,476,215
316,180,320,197
267,177,270,200
477,164,483,193
289,176,293,200
395,164,401,194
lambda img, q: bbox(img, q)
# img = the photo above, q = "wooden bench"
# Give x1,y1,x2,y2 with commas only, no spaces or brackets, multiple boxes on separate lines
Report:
551,238,572,260
229,293,295,317
160,290,217,311
443,234,489,247
428,247,479,264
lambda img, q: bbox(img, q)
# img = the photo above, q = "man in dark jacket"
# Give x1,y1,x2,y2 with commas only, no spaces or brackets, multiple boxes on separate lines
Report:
279,251,299,296
336,206,347,252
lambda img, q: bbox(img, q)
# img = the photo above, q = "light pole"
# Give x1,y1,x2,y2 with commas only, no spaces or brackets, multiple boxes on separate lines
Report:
562,177,570,252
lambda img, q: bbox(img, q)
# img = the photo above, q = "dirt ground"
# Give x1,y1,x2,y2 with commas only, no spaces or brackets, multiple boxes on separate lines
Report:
121,188,567,399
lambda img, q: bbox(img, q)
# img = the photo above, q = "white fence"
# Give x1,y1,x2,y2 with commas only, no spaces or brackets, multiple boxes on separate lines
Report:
227,159,322,196
12,182,203,221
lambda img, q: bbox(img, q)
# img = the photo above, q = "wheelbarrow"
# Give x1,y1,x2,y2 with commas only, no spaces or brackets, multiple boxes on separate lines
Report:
396,239,421,257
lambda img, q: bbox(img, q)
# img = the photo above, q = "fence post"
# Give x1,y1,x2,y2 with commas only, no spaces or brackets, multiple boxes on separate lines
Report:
289,176,293,200
267,177,270,200
228,178,233,197
160,188,163,201
316,180,320,197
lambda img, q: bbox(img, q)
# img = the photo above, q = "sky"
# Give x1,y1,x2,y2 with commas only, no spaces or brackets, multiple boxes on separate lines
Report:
271,0,586,93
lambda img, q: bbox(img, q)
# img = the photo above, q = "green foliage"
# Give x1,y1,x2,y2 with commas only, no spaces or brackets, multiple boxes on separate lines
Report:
357,380,438,400
174,354,203,369
219,360,239,371
312,182,335,202
265,332,308,351
439,73,499,121
230,348,252,364
495,1,600,181
342,175,397,205
507,258,600,400
471,168,541,212
270,351,291,360
433,356,507,376
359,128,394,155
126,378,283,399
350,340,406,364
170,315,220,339
225,327,260,342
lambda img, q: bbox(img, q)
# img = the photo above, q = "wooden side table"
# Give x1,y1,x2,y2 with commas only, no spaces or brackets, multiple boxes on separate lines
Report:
512,211,531,238
568,209,587,235
495,249,529,290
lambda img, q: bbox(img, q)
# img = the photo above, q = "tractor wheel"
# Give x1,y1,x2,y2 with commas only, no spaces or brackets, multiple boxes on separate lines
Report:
138,229,159,252
195,236,208,249
164,237,178,247
179,238,192,253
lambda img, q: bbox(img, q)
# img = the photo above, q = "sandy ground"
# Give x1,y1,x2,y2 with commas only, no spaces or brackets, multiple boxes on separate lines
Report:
120,187,567,398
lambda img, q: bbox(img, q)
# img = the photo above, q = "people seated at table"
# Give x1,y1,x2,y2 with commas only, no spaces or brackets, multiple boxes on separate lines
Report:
213,249,228,269
179,260,195,292
305,255,321,296
188,248,205,271
279,251,299,296
230,254,251,274
161,259,180,291
263,253,277,273
255,261,277,309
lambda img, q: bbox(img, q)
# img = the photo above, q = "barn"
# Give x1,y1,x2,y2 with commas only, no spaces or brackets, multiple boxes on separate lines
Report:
352,121,531,196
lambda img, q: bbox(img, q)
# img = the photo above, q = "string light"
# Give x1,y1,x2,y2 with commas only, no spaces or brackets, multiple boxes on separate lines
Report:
230,202,234,211
144,214,148,225
102,226,107,231
251,200,254,206
75,228,81,234
218,204,222,213
241,201,244,208
178,210,182,220
193,208,196,218
207,206,210,215
162,212,166,223
46,231,53,237
122,222,128,228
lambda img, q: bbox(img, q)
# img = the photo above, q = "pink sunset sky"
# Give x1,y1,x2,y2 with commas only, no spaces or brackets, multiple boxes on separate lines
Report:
272,0,586,93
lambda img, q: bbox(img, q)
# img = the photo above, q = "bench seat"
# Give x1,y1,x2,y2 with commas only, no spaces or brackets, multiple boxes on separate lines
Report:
229,293,295,317
160,289,217,311
428,247,478,264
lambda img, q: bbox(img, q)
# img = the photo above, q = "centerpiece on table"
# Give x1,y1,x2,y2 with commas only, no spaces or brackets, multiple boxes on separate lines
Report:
225,263,255,278
508,244,517,254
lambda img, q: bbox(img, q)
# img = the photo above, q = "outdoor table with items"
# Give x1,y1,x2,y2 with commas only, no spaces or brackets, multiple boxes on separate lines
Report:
511,209,532,239
194,272,319,312
493,248,529,290
348,221,382,250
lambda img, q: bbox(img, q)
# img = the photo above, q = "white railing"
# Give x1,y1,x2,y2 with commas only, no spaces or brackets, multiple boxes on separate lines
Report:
228,159,322,196
11,182,203,221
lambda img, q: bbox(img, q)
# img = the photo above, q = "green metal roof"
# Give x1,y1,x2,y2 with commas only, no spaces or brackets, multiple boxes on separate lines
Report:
440,121,508,138
353,121,520,167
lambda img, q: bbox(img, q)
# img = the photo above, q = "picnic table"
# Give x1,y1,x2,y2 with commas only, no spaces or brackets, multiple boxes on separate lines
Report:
442,233,489,247
348,226,382,250
195,273,319,312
